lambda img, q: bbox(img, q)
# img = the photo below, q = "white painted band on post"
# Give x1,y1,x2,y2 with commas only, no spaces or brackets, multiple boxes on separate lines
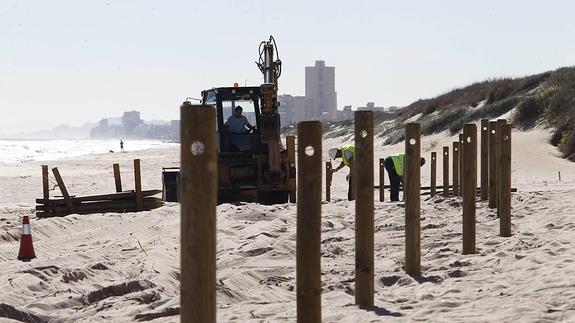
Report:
22,224,31,235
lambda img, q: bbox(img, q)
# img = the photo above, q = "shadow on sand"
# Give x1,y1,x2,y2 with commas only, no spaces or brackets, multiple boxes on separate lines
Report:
359,305,403,317
409,274,444,284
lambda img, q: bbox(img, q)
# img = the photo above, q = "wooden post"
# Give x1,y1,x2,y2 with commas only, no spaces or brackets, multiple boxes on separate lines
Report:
402,156,405,202
354,111,374,306
287,135,297,203
180,103,217,323
51,167,74,213
379,158,385,202
459,134,464,197
134,159,143,211
430,153,436,197
113,163,122,193
325,161,332,202
462,124,477,254
42,165,49,200
405,123,421,275
499,124,512,237
558,171,561,182
442,147,449,197
488,121,498,208
452,142,459,196
480,119,489,201
297,121,322,322
496,119,507,216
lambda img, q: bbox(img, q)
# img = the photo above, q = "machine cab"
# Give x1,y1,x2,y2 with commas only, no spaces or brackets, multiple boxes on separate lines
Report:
202,86,264,153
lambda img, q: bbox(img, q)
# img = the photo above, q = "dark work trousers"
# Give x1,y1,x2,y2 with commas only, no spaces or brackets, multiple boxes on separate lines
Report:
384,157,401,201
348,174,354,201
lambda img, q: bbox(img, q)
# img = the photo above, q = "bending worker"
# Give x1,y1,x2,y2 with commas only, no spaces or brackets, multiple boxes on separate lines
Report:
328,145,355,201
384,153,426,201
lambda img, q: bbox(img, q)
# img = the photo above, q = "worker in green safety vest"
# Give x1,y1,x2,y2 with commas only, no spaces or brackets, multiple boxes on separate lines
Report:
328,145,355,201
384,153,426,201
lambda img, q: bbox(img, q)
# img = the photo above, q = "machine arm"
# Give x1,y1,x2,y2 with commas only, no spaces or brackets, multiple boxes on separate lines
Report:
256,35,282,88
256,36,283,182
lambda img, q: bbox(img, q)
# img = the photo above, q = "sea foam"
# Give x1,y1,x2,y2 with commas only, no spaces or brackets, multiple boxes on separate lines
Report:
0,139,174,165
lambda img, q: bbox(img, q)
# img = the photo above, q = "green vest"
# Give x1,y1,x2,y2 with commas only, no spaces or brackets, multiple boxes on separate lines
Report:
391,154,405,176
341,145,355,167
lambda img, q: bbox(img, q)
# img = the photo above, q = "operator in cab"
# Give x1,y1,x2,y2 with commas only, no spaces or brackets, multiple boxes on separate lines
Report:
225,106,256,134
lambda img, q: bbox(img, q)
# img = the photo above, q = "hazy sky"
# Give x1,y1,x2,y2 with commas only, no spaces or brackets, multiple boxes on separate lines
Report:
1,0,574,135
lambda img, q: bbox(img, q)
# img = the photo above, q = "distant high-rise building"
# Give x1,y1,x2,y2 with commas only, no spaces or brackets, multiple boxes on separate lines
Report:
279,94,307,127
121,111,144,132
305,60,337,122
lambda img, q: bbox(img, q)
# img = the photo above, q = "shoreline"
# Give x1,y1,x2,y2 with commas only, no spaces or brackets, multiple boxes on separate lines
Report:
0,139,178,169
0,144,178,171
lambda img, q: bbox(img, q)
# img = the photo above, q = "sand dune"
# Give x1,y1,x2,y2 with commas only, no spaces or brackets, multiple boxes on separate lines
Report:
0,126,574,322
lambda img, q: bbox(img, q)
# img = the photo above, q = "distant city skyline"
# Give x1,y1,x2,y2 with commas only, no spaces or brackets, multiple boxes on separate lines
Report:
1,0,574,135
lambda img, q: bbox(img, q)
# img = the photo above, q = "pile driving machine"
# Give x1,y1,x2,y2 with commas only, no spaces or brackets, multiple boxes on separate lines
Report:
175,36,296,204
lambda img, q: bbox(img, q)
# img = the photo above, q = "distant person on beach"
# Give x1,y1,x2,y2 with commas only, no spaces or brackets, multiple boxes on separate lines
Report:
328,145,355,201
120,140,125,153
225,106,256,134
384,153,426,201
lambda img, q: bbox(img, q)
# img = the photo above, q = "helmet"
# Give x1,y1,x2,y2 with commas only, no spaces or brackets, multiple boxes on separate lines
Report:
328,148,339,159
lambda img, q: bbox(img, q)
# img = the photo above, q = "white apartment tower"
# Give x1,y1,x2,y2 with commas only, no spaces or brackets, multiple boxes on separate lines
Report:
305,60,337,122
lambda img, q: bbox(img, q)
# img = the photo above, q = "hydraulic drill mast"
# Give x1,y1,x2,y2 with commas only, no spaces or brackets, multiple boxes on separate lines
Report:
257,36,282,87
256,36,283,181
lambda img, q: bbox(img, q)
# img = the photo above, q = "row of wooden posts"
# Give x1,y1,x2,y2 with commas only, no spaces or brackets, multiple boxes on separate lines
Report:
326,119,512,210
179,104,513,322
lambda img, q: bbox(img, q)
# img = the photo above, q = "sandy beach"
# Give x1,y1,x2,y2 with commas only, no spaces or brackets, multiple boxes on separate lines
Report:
1,125,574,322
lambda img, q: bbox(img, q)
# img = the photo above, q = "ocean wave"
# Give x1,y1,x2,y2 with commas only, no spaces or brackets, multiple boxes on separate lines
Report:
0,139,175,165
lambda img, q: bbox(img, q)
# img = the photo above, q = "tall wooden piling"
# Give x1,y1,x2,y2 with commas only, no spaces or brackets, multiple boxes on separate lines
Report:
496,119,507,216
488,121,498,208
180,103,217,323
379,158,385,202
442,147,449,197
499,124,512,237
452,142,459,196
297,121,322,322
405,123,421,275
462,124,477,254
113,163,122,193
287,135,297,203
480,119,489,201
459,134,464,197
134,159,143,211
354,111,374,306
326,161,332,202
42,165,49,200
430,152,436,197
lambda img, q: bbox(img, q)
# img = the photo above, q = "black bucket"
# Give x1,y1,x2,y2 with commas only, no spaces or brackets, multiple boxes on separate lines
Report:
162,168,180,202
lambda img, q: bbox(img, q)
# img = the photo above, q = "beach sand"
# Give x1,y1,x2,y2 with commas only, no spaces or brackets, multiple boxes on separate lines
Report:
1,125,574,322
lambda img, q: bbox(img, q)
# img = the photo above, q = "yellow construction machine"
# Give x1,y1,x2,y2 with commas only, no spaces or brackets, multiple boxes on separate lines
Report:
190,36,296,204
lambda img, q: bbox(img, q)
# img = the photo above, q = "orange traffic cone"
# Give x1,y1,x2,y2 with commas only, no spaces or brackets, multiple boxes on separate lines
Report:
17,215,36,261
